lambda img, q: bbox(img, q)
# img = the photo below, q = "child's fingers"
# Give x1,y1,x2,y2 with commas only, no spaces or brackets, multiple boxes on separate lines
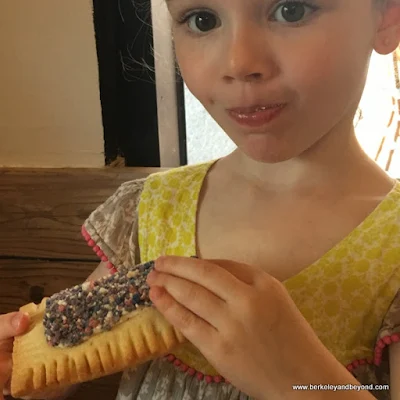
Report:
149,285,218,345
0,357,12,396
0,338,13,354
2,376,11,398
147,270,226,328
210,259,279,293
154,256,251,302
205,259,262,285
2,376,11,395
0,312,30,342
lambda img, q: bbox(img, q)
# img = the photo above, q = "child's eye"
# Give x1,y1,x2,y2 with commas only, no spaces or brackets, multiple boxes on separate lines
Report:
177,0,318,35
180,11,220,34
271,0,319,24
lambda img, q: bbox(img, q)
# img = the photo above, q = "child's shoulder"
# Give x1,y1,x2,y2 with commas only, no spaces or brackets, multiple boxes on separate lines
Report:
92,160,217,218
371,179,400,225
115,160,216,195
145,160,216,185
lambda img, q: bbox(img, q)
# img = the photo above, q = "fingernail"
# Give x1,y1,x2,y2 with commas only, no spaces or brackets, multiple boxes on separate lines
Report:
11,313,23,330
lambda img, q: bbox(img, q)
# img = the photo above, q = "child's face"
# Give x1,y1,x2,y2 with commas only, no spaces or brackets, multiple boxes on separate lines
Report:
167,0,391,163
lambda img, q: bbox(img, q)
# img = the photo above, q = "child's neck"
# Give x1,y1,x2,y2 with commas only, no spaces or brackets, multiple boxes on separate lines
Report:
226,126,391,194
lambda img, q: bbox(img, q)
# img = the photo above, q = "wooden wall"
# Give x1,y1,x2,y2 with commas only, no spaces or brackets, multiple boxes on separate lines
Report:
0,167,164,400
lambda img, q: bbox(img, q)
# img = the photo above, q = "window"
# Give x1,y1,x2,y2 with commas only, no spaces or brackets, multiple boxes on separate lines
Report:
93,0,186,167
356,50,400,178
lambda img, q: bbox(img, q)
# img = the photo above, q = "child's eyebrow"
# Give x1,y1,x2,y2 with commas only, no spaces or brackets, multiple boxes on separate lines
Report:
166,0,196,4
165,0,194,7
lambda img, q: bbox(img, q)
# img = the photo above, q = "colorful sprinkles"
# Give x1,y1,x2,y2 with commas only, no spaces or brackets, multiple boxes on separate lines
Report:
43,261,154,348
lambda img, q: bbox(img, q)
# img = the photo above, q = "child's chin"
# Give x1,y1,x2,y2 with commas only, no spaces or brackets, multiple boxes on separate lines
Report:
240,142,301,164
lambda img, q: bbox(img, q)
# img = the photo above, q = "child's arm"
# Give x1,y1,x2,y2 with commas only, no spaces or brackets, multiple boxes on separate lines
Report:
85,261,113,282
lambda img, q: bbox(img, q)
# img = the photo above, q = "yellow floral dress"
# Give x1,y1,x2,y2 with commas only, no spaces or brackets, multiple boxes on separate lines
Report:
83,160,400,400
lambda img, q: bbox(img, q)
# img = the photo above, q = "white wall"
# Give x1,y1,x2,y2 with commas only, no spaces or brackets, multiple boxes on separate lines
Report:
0,0,104,167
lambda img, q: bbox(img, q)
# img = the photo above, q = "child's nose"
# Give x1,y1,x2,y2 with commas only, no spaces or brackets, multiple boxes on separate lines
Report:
222,29,279,83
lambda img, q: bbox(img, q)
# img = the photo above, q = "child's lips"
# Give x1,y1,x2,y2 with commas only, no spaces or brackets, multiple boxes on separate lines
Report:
227,103,286,114
227,104,287,128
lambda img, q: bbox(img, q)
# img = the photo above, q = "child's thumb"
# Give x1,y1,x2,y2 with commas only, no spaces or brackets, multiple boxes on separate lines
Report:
0,312,30,340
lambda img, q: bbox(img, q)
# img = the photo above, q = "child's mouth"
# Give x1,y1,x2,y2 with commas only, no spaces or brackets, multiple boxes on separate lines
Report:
227,104,287,128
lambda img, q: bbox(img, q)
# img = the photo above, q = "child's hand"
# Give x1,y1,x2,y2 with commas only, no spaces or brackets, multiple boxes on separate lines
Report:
146,256,336,400
0,311,30,400
0,311,79,400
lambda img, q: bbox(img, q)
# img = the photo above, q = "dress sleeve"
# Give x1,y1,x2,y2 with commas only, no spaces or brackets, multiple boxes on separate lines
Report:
375,289,400,364
81,178,146,272
350,290,400,400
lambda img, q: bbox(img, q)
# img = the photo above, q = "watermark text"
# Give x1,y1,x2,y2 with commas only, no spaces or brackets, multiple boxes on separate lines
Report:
292,384,389,392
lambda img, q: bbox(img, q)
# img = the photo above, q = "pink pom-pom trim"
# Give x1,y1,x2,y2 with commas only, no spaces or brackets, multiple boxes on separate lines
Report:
81,225,118,274
346,332,400,370
164,354,226,384
180,364,189,373
174,359,182,367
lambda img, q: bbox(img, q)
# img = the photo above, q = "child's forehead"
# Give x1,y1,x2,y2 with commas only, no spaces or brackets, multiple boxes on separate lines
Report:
165,0,385,25
166,0,377,9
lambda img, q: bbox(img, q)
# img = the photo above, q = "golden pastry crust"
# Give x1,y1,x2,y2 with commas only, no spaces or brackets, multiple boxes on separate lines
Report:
11,298,186,398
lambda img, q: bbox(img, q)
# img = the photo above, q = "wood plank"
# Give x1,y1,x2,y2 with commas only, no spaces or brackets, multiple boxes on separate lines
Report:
0,168,166,400
0,167,164,260
0,259,98,314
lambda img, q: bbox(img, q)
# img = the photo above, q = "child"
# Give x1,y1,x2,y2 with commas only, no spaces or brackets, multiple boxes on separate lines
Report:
2,0,400,399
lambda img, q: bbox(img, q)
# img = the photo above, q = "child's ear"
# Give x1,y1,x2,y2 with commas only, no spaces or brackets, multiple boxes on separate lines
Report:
374,0,400,54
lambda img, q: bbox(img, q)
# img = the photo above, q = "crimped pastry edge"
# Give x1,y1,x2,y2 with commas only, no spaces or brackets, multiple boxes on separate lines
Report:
11,298,186,398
